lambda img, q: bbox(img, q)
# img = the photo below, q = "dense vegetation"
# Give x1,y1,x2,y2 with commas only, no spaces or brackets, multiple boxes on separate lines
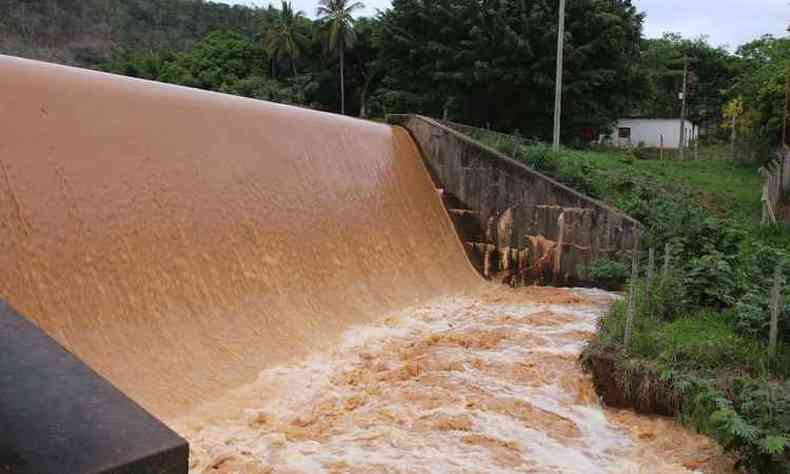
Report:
1,0,787,154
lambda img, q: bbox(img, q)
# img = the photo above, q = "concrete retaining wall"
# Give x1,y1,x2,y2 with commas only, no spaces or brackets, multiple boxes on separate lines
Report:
388,114,641,285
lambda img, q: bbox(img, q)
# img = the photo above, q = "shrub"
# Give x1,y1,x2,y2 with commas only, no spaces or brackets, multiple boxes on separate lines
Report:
584,258,630,288
522,143,557,173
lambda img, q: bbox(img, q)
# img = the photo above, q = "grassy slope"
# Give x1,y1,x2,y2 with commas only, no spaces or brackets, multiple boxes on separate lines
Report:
553,147,763,224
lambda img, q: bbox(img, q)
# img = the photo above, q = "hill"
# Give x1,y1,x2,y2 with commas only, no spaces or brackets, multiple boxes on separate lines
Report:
0,0,258,66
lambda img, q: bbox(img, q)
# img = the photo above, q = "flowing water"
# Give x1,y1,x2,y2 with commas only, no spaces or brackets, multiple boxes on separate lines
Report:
1,56,733,472
175,285,733,473
0,55,476,418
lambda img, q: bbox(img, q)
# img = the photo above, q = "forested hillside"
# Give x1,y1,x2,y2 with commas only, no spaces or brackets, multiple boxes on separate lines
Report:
0,0,787,152
0,0,258,66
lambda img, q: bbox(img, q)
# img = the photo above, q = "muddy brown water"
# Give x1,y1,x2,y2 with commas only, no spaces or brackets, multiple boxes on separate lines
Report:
0,55,475,418
1,56,731,472
175,285,732,473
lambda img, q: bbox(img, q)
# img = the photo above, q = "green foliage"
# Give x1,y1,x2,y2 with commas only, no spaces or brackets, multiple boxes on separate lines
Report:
651,271,692,320
591,286,790,471
656,311,767,373
0,0,261,66
638,34,736,138
684,251,739,308
729,36,790,155
522,144,558,173
584,258,629,288
376,0,646,137
734,290,790,344
104,31,269,93
263,1,310,77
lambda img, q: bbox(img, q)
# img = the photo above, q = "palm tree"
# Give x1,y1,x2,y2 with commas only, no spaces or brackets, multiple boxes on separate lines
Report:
263,1,307,78
317,0,364,115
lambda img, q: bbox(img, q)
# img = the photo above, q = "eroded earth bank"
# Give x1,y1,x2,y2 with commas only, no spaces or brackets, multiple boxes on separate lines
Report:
173,285,733,474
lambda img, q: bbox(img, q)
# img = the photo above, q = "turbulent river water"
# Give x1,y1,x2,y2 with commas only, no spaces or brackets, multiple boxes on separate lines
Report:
174,285,733,474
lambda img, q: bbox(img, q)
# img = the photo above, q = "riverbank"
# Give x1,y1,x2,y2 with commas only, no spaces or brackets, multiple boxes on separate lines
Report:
507,138,790,472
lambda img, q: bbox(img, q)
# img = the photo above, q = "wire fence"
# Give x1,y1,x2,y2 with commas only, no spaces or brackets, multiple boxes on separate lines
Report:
760,147,790,225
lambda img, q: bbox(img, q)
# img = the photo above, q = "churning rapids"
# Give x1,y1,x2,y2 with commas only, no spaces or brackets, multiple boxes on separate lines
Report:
173,285,732,474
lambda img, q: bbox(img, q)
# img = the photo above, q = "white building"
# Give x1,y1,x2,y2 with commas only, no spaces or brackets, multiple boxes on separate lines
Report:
602,118,697,149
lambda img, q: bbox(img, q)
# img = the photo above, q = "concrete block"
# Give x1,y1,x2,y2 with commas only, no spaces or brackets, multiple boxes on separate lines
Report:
0,301,188,474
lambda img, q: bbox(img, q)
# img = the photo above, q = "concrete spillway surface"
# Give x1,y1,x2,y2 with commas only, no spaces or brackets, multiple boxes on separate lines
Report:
0,55,475,419
0,56,728,473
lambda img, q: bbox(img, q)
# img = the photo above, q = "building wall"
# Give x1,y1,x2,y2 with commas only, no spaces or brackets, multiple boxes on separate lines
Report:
388,114,641,285
605,119,697,149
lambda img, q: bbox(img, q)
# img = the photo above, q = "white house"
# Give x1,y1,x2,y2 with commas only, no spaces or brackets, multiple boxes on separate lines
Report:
602,118,697,149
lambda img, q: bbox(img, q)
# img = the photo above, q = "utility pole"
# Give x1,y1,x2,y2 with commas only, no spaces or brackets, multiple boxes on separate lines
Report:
552,0,566,154
678,57,688,160
784,67,789,148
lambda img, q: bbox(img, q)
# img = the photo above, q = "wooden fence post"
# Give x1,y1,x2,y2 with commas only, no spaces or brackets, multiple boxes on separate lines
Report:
646,247,655,314
694,135,699,160
662,243,671,280
624,233,640,349
769,260,784,358
512,135,521,159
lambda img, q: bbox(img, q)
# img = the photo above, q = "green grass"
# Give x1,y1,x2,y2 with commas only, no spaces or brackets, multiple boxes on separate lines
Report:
550,147,764,224
475,132,764,225
599,300,782,378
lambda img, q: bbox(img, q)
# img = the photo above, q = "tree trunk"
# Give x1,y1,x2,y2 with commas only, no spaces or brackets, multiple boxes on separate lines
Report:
359,73,372,118
340,47,345,115
730,113,737,161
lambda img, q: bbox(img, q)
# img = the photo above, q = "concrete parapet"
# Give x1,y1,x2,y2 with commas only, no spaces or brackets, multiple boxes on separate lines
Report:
389,114,641,285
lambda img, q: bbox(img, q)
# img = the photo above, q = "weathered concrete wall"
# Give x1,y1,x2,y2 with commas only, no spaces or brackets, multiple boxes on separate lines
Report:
389,114,641,285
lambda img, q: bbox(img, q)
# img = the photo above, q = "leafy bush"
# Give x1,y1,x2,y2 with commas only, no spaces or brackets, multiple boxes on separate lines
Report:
522,144,557,173
651,271,692,320
734,290,790,343
684,251,740,308
584,258,629,288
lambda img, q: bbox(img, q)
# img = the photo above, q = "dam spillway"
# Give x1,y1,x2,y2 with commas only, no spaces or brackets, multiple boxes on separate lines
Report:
0,55,478,419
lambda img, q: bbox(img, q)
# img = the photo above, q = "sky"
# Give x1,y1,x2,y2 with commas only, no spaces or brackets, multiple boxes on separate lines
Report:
224,0,787,50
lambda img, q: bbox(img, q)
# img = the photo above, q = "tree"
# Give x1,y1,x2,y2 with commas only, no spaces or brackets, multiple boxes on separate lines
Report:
377,0,646,138
729,35,790,151
638,34,735,137
317,0,365,115
263,1,308,78
345,16,381,117
722,97,744,160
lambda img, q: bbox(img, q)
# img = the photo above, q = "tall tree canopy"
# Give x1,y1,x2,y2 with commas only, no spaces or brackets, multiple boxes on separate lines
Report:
375,0,646,139
263,1,309,77
638,34,735,135
317,0,365,114
728,35,790,148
